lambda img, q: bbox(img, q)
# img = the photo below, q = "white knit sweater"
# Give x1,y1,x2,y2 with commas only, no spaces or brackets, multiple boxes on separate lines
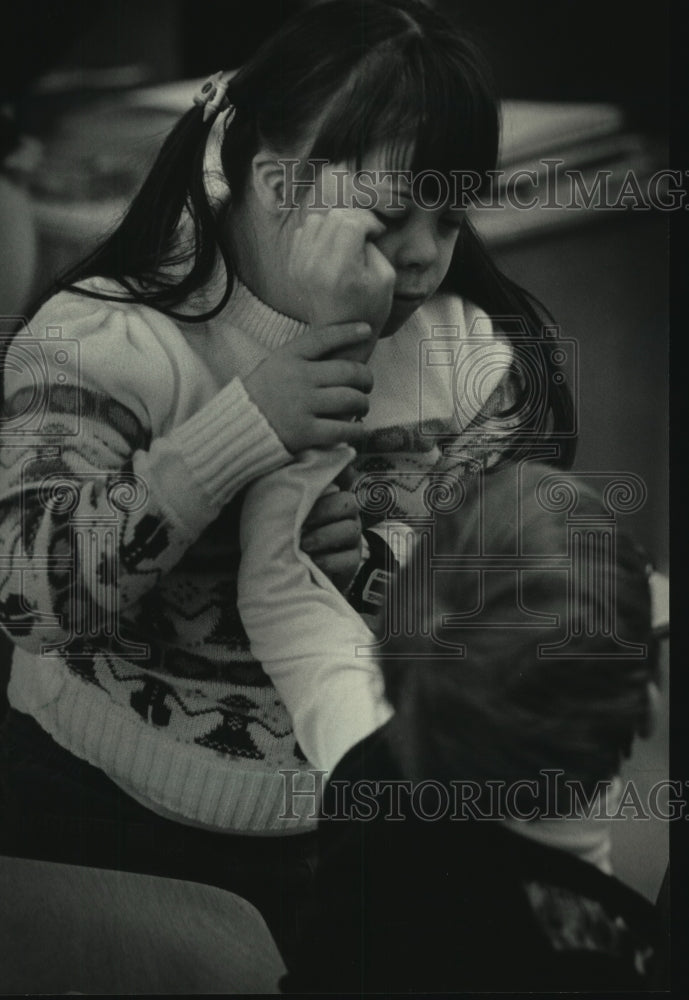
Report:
0,276,513,833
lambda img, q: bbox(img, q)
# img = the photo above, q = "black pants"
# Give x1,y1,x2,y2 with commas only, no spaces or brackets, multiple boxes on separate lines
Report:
0,708,317,964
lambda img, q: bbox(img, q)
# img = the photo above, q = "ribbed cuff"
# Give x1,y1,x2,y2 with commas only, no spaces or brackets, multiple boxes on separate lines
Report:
146,378,290,533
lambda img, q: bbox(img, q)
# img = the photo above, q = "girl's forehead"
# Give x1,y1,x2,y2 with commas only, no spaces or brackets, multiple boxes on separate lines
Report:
358,141,414,174
329,142,416,185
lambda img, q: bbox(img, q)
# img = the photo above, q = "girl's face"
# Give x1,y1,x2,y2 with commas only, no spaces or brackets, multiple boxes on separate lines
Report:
230,144,464,335
318,149,465,336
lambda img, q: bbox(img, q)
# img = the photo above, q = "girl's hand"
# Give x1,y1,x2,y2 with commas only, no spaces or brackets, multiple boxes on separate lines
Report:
243,322,374,453
289,207,395,353
301,487,362,594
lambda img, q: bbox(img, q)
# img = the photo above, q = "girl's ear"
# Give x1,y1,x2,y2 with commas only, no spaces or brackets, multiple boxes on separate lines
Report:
250,151,286,215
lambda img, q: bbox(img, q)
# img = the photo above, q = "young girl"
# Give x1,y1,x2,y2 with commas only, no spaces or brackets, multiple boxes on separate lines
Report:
0,0,572,955
237,458,661,991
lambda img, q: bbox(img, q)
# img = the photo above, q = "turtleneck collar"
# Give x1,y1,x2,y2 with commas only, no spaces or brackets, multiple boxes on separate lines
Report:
221,277,309,350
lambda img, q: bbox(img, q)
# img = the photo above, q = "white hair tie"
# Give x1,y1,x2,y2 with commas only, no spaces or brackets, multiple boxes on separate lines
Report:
192,70,234,122
203,104,235,211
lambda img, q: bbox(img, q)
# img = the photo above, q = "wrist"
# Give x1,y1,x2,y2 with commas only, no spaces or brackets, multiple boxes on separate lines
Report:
156,377,290,524
341,535,368,598
346,529,399,614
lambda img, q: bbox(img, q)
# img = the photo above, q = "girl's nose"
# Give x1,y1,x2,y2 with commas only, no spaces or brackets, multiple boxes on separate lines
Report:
394,221,439,270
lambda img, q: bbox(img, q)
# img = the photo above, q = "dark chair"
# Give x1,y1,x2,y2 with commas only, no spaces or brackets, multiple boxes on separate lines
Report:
0,855,286,994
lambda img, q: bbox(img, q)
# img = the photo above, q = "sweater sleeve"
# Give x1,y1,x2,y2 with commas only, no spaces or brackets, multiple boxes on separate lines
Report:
0,294,289,655
237,447,393,775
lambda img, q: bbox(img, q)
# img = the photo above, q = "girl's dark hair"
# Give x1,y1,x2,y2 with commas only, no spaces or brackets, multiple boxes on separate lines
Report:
382,462,656,800
54,0,574,464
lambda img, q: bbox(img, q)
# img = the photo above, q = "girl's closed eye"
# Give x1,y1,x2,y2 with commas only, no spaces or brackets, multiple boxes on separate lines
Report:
372,209,408,228
371,207,464,232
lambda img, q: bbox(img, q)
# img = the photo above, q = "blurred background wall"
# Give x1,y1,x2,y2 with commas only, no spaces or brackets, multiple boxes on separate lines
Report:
1,0,671,903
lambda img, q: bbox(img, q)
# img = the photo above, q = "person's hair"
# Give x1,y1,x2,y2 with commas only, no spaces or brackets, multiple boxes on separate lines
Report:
381,462,656,803
52,0,574,465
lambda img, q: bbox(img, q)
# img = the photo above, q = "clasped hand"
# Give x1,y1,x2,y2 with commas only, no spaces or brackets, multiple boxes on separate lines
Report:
244,207,393,592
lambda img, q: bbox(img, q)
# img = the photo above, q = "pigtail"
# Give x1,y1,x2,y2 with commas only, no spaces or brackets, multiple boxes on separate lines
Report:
445,222,576,468
52,103,234,322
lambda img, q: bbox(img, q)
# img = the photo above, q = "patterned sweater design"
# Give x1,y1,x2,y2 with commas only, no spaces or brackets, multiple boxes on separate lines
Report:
0,278,516,832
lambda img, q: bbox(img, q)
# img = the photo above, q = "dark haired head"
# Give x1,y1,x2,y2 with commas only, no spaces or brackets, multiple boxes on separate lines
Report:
229,0,499,186
54,0,574,464
382,462,656,798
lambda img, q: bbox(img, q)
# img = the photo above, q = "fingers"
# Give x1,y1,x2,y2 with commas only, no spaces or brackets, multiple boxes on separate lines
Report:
312,359,374,392
328,206,388,239
321,207,387,252
335,462,359,492
312,387,370,419
301,517,361,556
302,206,386,248
303,490,360,531
296,323,372,360
364,237,396,281
309,550,361,588
311,417,368,448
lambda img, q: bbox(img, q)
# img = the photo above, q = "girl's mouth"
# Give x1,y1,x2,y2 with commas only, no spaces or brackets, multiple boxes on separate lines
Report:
379,293,427,338
392,293,426,307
